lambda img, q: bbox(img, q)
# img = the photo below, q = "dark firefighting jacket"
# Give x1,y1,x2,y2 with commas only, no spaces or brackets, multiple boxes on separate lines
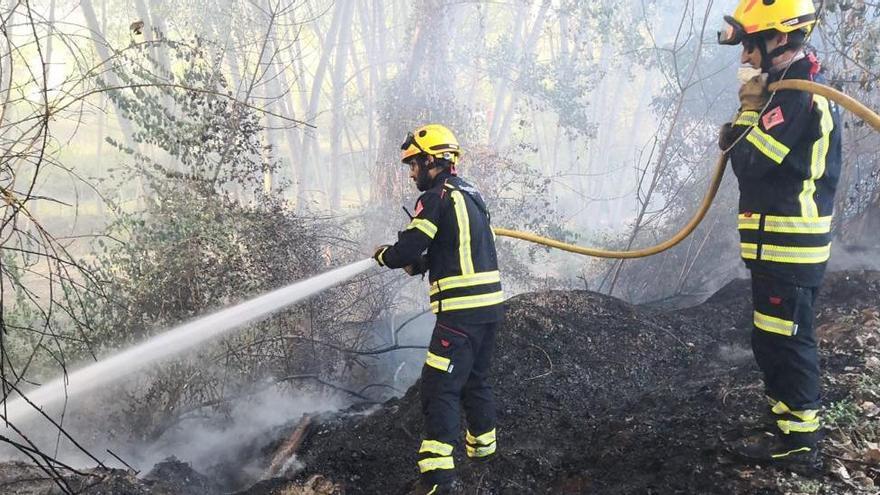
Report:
729,55,841,287
377,171,504,323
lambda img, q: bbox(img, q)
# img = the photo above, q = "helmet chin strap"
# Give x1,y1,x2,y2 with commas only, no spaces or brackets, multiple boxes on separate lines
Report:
414,156,437,192
755,35,797,73
755,37,772,73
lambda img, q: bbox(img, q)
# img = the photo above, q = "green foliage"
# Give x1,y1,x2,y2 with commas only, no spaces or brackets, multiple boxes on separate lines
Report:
82,184,375,440
75,37,386,441
483,1,646,139
101,36,272,195
857,372,880,396
825,399,861,428
782,479,823,495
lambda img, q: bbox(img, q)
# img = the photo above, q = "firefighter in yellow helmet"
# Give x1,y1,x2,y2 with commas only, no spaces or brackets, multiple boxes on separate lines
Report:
717,0,841,469
373,124,504,494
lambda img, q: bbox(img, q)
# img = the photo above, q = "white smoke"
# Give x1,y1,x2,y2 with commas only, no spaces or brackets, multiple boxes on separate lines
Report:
133,386,342,476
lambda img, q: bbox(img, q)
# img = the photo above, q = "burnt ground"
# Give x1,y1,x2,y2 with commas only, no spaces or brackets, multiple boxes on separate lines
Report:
2,271,879,494
272,271,880,495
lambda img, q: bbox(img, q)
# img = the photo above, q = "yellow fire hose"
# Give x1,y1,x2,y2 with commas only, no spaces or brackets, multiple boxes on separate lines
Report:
493,80,880,259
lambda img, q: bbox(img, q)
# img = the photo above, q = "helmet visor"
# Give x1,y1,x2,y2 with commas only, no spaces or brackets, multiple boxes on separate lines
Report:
717,16,746,45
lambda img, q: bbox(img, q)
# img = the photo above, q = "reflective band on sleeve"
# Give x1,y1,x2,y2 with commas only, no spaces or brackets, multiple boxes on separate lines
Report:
737,214,761,231
466,443,497,458
419,440,454,457
740,243,758,260
430,271,501,296
735,111,760,127
760,243,831,264
450,191,475,275
377,247,388,267
746,127,791,164
431,291,505,313
754,310,796,336
418,456,454,473
763,215,832,234
407,218,438,239
800,95,834,218
466,428,497,446
425,351,451,372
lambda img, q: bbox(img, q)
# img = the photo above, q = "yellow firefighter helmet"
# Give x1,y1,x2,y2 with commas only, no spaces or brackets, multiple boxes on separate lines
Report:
400,124,461,164
718,0,817,45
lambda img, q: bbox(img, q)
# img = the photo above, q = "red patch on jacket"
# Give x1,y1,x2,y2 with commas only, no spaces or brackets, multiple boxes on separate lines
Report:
440,339,450,348
762,106,785,131
807,52,821,79
414,200,424,216
769,296,783,305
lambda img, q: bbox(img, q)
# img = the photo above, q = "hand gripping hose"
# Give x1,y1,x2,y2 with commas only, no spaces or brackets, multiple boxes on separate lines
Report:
493,80,880,259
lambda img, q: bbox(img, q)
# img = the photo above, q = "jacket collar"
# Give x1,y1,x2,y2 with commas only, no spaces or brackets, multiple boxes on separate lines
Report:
768,51,808,79
430,169,454,189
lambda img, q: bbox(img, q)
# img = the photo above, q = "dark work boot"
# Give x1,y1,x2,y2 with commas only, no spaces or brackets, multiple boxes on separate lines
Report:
732,430,822,473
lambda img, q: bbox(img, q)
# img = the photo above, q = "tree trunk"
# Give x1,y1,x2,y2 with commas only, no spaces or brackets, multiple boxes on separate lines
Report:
495,0,552,147
329,0,355,209
301,1,344,207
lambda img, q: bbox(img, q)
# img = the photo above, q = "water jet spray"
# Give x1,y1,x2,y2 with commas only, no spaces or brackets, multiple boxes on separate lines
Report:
2,259,375,426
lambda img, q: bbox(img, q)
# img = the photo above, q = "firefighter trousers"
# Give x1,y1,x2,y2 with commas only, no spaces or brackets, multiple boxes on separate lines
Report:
417,318,499,484
750,271,821,417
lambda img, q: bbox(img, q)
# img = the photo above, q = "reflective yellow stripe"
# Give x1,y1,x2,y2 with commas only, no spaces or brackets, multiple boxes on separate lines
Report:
407,218,438,239
771,399,790,415
426,485,439,495
764,215,832,234
419,440,454,457
754,310,796,336
740,243,758,260
466,428,496,446
735,111,760,127
429,270,501,296
466,443,497,458
777,418,821,434
771,446,812,458
791,409,819,422
771,401,819,422
377,247,388,267
737,214,761,230
425,352,451,372
450,191,474,275
431,291,505,313
800,96,834,218
418,456,454,473
760,243,831,264
746,127,790,164
738,214,832,234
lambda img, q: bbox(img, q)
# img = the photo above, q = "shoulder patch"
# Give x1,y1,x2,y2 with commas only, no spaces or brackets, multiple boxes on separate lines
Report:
762,106,785,131
414,200,424,216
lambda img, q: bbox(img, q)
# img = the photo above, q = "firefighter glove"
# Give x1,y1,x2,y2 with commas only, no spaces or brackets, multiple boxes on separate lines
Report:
738,73,770,112
404,255,429,277
373,245,391,267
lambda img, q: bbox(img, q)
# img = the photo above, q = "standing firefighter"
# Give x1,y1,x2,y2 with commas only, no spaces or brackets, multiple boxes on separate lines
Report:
373,124,504,494
717,0,841,467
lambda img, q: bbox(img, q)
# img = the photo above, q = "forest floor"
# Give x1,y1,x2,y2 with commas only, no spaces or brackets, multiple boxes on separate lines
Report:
2,271,879,494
